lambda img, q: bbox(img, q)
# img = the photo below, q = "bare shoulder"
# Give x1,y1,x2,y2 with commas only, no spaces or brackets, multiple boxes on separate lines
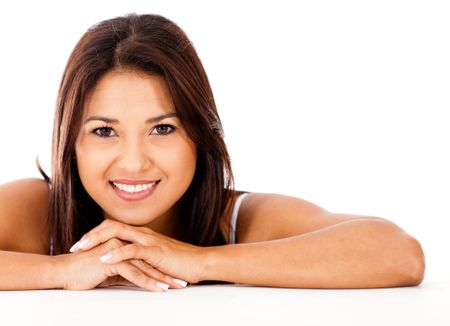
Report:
0,178,50,254
235,192,382,243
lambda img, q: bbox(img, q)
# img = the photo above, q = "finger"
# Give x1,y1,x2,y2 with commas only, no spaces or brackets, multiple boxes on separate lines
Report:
70,221,150,252
129,259,186,289
100,244,188,288
73,219,115,249
100,243,161,267
106,261,170,292
69,220,112,253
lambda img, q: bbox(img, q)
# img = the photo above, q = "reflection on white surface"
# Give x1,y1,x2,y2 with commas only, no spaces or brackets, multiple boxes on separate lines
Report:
1,282,449,325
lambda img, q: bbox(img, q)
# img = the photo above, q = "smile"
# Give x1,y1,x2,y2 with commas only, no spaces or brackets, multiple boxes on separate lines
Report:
110,180,160,201
112,181,157,193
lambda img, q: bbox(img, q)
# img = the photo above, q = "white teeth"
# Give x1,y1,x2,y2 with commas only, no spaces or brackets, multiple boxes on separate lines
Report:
112,182,156,193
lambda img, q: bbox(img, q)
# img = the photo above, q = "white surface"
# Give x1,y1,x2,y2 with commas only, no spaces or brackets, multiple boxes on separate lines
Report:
0,1,449,282
1,282,449,325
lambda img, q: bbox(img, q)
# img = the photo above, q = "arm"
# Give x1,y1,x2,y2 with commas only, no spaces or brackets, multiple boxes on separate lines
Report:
0,179,62,290
203,217,425,288
0,179,183,291
0,244,184,291
0,250,60,290
202,193,424,288
73,193,425,289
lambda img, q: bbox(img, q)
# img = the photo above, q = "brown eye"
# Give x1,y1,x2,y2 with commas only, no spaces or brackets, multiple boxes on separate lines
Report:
152,124,176,136
93,127,116,137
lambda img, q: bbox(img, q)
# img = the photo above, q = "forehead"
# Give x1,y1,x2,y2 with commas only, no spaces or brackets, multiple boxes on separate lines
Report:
84,69,174,116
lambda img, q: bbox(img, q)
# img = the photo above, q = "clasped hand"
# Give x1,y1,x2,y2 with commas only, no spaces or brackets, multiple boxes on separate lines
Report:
69,219,206,291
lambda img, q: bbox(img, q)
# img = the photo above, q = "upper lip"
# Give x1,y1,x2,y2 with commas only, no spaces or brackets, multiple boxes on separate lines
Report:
110,179,160,185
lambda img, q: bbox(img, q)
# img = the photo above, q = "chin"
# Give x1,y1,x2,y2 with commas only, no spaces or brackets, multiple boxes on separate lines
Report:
104,210,156,226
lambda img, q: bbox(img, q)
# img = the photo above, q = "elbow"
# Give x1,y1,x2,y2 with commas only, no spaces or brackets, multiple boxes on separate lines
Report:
367,218,426,287
397,236,426,286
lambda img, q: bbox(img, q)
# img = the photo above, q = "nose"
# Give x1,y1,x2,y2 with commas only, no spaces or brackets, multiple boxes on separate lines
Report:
117,136,151,173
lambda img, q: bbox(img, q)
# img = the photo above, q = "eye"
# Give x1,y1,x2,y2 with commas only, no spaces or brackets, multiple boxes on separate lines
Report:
93,127,116,138
151,124,176,136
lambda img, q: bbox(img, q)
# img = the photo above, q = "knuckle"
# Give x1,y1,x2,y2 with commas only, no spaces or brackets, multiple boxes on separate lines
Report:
142,239,152,247
110,238,123,246
103,263,116,277
104,238,123,250
129,267,142,279
129,243,140,256
140,226,154,236
134,273,151,290
110,220,124,232
117,262,141,283
150,244,164,257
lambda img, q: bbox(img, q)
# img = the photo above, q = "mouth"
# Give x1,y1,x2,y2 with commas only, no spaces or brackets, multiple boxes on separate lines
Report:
109,180,161,201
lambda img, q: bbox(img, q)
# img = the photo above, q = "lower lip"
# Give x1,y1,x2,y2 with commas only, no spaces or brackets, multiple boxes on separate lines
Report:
111,181,160,202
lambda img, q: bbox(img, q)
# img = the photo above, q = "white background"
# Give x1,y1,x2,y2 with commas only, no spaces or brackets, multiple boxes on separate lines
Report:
0,0,448,282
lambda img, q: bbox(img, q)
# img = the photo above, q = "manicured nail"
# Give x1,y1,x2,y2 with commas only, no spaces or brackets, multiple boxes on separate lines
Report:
173,279,188,287
69,239,89,253
100,253,112,262
69,243,78,253
77,238,90,249
156,282,170,291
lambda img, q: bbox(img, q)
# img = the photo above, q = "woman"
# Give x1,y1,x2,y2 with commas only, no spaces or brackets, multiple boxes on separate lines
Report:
0,13,425,291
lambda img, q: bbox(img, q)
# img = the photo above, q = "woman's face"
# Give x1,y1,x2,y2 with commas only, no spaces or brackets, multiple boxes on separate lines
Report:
75,69,197,228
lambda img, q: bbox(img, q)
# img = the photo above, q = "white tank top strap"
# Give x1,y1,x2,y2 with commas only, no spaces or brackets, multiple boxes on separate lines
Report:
229,192,250,244
49,236,54,256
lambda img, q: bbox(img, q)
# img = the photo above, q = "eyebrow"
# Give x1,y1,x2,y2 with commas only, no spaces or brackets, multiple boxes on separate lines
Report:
84,112,178,125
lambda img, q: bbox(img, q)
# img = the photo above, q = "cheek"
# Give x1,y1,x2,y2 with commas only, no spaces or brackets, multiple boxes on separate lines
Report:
77,153,105,180
75,140,114,191
156,141,197,182
178,138,197,176
181,146,197,182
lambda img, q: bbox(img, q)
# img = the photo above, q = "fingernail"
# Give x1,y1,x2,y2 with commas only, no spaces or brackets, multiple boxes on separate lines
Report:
156,282,170,291
77,238,90,249
173,279,188,287
100,253,112,262
69,243,78,253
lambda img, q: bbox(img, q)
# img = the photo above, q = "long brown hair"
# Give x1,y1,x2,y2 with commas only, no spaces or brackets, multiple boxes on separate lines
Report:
46,13,235,255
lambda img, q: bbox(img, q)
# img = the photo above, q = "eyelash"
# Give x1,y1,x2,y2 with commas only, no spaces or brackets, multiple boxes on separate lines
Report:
92,123,176,138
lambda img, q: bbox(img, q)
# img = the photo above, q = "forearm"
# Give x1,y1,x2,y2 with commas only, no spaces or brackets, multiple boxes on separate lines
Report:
0,250,62,290
203,219,425,288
